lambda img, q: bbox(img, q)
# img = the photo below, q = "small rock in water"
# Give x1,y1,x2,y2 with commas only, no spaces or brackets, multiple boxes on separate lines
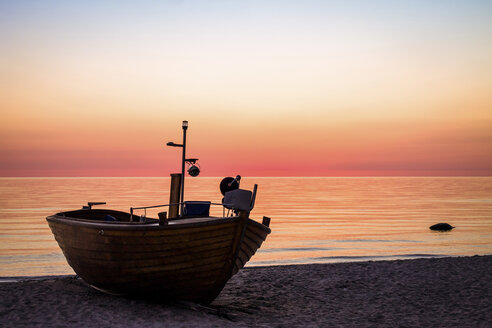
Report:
429,223,454,231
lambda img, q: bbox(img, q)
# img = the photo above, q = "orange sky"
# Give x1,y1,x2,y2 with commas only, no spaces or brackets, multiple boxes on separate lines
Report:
1,1,491,176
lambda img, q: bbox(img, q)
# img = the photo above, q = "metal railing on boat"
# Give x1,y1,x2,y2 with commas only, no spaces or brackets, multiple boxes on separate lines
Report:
131,184,257,221
130,202,237,220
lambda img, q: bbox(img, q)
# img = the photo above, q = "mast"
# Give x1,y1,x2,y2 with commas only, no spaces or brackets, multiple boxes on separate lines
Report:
180,120,188,216
166,120,195,217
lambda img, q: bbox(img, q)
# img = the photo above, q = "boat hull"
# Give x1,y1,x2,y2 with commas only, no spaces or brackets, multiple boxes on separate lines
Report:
46,210,270,303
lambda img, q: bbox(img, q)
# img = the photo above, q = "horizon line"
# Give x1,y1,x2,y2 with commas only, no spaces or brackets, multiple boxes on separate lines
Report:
1,176,491,179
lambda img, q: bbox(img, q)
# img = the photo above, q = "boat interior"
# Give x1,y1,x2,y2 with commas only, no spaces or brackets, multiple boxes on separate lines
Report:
55,181,258,225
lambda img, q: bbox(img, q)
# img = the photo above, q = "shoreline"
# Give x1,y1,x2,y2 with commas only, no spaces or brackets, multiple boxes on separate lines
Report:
1,255,491,327
0,254,472,282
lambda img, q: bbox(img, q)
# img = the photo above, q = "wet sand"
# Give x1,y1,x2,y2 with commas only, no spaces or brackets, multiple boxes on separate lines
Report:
1,256,491,327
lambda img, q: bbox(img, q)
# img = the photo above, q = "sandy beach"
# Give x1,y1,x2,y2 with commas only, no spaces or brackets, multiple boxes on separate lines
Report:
1,255,490,327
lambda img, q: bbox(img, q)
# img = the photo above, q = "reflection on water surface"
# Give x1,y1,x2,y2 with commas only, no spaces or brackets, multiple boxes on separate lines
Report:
0,177,491,276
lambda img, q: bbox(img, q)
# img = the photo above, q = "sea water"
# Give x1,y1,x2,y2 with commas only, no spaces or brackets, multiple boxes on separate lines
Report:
0,177,491,276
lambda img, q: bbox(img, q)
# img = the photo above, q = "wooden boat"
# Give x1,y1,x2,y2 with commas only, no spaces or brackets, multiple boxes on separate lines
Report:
46,121,271,303
46,208,270,303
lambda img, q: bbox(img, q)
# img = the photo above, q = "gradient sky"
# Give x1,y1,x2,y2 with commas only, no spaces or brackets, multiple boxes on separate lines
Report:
1,0,491,176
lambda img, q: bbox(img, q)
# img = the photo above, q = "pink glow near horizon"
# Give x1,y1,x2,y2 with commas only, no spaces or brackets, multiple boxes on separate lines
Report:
1,1,491,176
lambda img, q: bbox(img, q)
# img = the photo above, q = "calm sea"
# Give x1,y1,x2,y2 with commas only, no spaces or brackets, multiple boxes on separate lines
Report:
0,177,491,277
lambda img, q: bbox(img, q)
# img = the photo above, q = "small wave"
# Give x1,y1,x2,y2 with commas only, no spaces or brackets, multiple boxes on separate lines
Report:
0,274,76,283
0,253,66,264
260,247,338,253
334,239,422,243
315,254,444,261
251,253,447,266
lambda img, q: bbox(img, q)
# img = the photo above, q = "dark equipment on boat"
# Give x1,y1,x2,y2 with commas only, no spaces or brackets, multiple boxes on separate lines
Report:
183,201,211,216
82,202,106,210
186,158,200,177
220,175,241,195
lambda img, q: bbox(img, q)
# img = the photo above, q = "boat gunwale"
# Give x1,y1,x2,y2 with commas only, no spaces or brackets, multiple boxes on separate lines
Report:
46,212,271,233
